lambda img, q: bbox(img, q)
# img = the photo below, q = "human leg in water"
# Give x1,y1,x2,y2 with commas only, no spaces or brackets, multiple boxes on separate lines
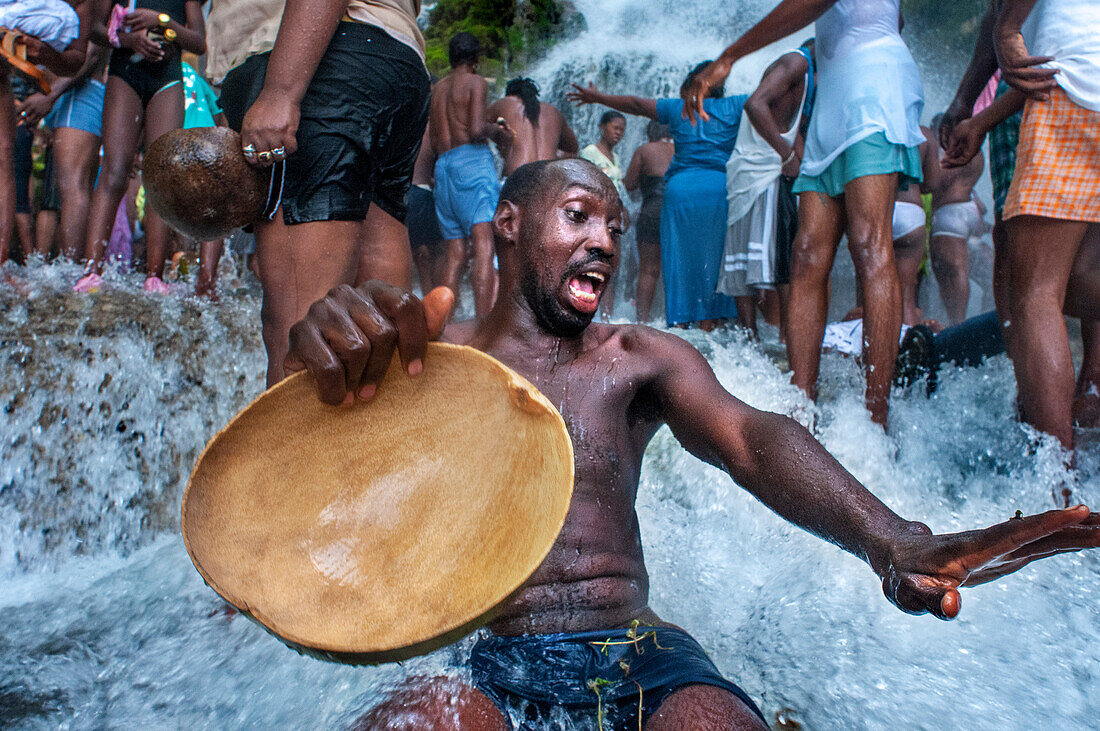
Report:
844,173,903,427
786,190,846,404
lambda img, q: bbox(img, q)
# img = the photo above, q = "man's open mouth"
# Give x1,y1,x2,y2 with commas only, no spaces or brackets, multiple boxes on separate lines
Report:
565,270,607,314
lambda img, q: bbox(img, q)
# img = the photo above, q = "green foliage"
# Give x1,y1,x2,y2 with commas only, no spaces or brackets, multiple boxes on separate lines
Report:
423,0,576,77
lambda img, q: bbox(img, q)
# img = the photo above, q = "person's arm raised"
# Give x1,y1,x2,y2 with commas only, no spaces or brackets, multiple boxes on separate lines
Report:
744,52,808,176
646,330,1100,619
683,0,836,122
238,0,347,166
566,83,658,120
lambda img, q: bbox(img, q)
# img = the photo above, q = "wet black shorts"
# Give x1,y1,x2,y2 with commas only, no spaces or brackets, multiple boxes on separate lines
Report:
774,175,798,285
282,22,429,225
469,626,765,729
405,185,442,249
108,45,183,107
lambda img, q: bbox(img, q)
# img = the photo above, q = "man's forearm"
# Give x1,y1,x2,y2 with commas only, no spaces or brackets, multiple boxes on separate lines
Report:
260,0,347,103
719,0,836,65
950,4,1000,114
745,98,794,160
592,92,657,119
995,0,1040,34
725,411,915,574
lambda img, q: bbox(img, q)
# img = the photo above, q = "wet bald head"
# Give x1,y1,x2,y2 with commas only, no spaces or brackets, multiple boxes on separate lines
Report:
499,158,622,215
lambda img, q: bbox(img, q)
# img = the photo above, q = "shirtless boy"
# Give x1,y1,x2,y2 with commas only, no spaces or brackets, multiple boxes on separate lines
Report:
286,159,1100,730
430,32,512,319
488,76,578,178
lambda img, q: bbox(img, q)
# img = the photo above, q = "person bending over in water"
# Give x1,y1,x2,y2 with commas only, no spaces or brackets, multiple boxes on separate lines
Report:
431,32,513,320
286,159,1100,730
488,76,578,178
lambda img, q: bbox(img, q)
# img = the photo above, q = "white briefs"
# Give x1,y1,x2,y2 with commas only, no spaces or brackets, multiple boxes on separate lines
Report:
892,201,925,240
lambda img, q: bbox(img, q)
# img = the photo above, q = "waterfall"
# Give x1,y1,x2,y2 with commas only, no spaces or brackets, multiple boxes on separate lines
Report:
2,2,1098,728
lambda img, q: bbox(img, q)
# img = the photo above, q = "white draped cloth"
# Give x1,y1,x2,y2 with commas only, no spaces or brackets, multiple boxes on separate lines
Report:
801,0,924,176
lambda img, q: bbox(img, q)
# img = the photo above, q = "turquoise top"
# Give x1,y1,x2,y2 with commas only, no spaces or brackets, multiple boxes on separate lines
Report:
182,63,223,130
656,95,748,177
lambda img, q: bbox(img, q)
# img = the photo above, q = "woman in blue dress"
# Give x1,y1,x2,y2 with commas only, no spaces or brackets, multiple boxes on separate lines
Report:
569,64,747,328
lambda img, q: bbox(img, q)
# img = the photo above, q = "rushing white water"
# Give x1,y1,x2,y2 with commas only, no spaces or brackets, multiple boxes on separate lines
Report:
3,2,1099,729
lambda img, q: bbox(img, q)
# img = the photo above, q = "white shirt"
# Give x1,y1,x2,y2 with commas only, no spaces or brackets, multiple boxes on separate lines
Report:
801,0,924,175
1022,0,1100,112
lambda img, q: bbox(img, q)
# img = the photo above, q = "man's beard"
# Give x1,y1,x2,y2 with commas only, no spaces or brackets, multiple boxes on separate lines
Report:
520,266,592,338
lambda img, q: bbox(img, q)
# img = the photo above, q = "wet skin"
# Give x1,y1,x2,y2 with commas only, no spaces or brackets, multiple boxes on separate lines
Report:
486,96,579,177
287,159,1100,726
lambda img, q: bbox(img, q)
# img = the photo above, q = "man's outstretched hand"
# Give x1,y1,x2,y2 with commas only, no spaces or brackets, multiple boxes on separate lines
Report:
880,506,1100,620
284,282,454,406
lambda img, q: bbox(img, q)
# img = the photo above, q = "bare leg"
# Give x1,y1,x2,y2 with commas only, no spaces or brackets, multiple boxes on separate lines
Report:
734,294,757,335
1005,214,1087,449
760,289,781,327
931,232,970,324
355,203,414,290
469,221,497,319
0,69,13,267
893,227,926,325
83,78,144,273
1074,318,1100,429
14,213,34,259
636,236,661,323
35,210,57,256
1065,223,1100,321
195,238,224,299
645,685,766,731
353,676,507,731
438,236,467,310
141,84,185,281
412,244,434,294
787,191,847,402
844,173,902,426
52,126,101,261
256,217,360,386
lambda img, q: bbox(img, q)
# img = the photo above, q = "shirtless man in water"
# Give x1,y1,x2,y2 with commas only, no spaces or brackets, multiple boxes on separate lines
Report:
287,159,1100,730
430,32,513,319
488,77,579,177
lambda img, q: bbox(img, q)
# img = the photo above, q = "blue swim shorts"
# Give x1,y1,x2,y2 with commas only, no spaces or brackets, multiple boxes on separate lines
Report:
45,78,106,137
433,142,500,240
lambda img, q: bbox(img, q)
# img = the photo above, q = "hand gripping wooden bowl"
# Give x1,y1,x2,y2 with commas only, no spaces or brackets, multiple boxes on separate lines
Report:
144,127,269,241
182,343,574,664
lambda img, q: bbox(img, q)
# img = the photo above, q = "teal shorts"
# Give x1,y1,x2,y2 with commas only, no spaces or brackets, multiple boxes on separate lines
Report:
793,131,922,198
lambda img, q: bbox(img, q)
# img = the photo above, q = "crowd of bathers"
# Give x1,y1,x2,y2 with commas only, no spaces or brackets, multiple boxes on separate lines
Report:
2,0,1097,457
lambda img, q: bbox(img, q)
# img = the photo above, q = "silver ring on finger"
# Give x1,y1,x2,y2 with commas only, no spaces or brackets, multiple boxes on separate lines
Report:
271,147,286,160
242,144,257,157
258,151,273,164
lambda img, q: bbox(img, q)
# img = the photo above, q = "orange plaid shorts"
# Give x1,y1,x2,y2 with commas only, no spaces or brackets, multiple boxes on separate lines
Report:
1003,86,1100,223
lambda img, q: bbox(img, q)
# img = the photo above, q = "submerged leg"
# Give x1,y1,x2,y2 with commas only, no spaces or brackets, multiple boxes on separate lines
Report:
353,676,508,731
645,685,767,731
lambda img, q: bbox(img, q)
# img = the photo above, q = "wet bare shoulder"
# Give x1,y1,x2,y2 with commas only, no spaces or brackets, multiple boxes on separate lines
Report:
599,324,700,383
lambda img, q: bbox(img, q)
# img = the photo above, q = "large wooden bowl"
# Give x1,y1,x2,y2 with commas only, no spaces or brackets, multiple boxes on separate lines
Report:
144,127,269,241
182,343,574,664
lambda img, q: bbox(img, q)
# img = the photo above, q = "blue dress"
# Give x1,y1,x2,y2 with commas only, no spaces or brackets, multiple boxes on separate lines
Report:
656,95,748,326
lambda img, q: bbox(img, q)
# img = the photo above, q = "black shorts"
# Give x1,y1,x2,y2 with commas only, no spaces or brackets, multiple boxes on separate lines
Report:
774,175,798,285
405,185,442,249
281,22,429,224
14,124,32,215
39,147,60,212
108,45,183,107
469,626,765,729
219,51,268,134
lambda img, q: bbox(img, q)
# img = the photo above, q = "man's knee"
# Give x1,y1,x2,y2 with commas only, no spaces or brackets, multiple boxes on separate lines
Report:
646,685,766,731
352,676,507,731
